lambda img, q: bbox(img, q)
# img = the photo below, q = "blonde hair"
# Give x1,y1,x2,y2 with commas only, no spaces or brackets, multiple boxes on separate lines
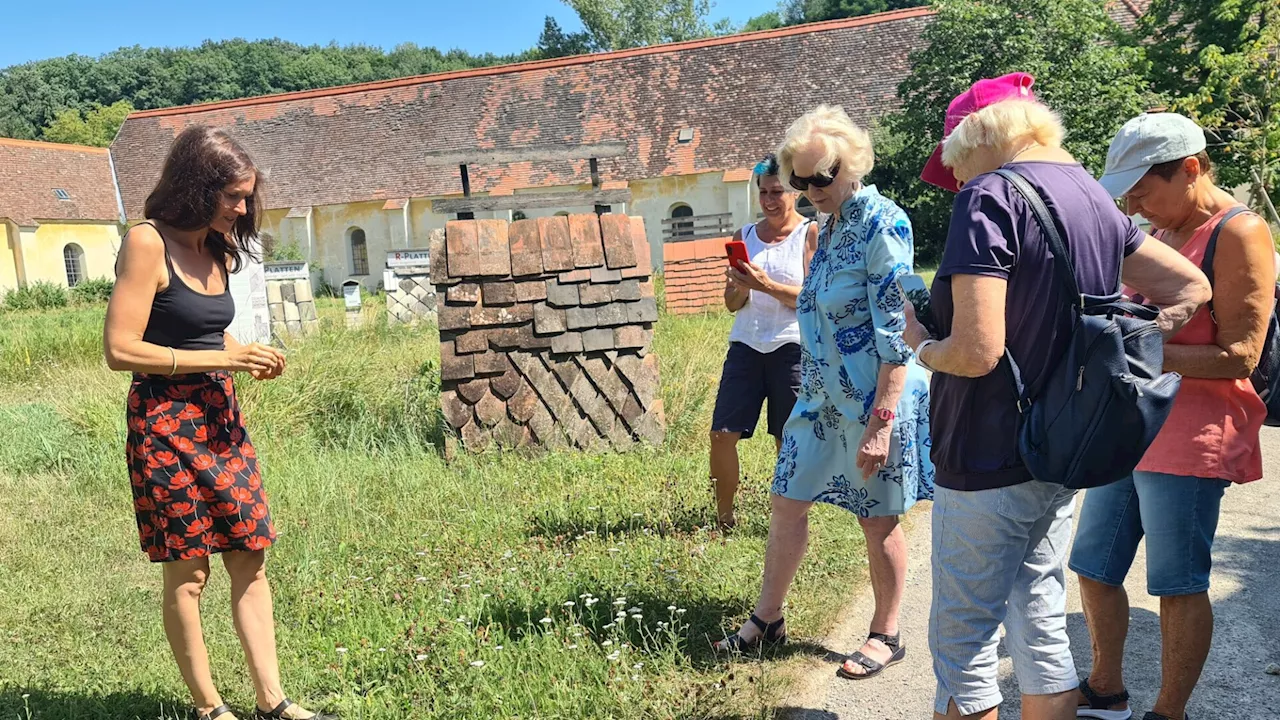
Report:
941,100,1065,180
777,105,874,186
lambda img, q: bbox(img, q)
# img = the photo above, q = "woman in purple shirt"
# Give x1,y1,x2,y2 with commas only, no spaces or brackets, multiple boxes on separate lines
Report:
903,73,1209,720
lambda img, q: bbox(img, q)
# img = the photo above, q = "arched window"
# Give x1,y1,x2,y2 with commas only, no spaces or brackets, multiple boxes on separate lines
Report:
63,244,85,287
670,204,694,239
349,228,369,276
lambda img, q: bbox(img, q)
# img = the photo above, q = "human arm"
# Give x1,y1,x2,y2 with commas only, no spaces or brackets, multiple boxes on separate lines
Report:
1161,213,1273,378
906,275,1007,378
1121,232,1212,339
803,221,818,277
103,224,282,375
224,330,286,380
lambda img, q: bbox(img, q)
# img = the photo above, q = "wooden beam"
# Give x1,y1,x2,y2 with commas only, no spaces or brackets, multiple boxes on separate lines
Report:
459,164,471,198
421,142,628,167
432,189,632,214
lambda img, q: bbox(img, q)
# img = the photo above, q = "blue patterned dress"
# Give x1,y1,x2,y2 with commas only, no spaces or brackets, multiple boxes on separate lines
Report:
772,186,935,517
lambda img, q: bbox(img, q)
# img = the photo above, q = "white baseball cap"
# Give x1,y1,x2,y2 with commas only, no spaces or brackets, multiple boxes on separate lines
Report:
1098,112,1207,199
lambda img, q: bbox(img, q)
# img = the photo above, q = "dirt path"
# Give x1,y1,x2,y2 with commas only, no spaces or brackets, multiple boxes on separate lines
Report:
779,428,1280,719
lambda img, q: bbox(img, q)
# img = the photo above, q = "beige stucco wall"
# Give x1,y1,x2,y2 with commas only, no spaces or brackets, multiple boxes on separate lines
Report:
17,222,121,287
0,222,20,293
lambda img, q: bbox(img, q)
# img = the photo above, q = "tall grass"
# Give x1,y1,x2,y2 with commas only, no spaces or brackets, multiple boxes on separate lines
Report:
0,300,869,720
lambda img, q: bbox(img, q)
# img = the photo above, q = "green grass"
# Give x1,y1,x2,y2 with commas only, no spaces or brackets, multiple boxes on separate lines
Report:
0,299,870,720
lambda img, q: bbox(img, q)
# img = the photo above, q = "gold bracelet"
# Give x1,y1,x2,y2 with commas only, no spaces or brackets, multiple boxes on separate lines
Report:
168,347,177,376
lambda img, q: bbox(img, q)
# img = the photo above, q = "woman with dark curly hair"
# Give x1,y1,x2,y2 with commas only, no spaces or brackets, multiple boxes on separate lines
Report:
104,126,334,720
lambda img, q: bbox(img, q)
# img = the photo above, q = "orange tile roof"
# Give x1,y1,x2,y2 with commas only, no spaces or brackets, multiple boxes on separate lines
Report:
111,8,934,217
0,138,119,225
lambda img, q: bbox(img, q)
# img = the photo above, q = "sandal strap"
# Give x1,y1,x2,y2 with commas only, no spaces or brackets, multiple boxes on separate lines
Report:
1081,677,1130,708
868,630,900,649
259,699,294,718
200,705,234,720
747,613,785,640
846,650,884,672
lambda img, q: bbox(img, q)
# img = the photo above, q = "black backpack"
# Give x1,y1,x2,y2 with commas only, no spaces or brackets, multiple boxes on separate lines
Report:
995,168,1182,490
1200,206,1280,426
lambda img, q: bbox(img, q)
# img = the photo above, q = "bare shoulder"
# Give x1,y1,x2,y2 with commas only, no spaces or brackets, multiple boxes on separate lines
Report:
1220,210,1274,247
122,222,165,257
732,227,744,242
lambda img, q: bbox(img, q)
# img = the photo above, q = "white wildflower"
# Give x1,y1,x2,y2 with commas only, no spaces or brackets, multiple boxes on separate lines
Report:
602,640,614,646
539,617,553,625
607,650,621,661
336,647,348,654
470,660,485,668
563,601,575,607
415,654,428,661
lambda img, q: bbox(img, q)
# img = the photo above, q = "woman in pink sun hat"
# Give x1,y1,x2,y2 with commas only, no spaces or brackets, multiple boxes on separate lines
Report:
901,73,1210,720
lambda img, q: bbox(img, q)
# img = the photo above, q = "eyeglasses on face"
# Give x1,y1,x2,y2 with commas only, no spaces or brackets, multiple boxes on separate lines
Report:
788,161,841,191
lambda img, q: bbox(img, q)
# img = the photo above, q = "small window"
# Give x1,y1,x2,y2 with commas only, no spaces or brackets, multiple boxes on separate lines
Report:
349,228,369,276
456,211,475,221
594,204,612,216
53,188,71,201
670,204,694,239
63,243,85,287
677,128,695,143
512,210,528,222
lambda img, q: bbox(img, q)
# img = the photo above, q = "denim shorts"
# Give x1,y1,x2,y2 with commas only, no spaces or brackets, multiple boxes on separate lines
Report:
929,480,1079,716
710,342,801,439
1069,471,1229,597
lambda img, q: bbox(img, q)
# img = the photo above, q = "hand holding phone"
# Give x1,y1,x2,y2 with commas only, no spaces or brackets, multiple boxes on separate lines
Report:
896,273,939,338
725,240,750,271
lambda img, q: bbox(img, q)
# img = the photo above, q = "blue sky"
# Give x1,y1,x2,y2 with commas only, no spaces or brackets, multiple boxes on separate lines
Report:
1,0,783,67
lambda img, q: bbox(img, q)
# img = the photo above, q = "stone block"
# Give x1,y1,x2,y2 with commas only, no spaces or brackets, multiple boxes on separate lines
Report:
559,268,591,284
533,303,567,335
440,340,476,381
582,328,615,352
470,303,534,327
595,303,628,328
578,356,629,411
527,404,562,448
538,215,574,272
294,278,313,303
455,330,489,354
633,402,666,446
492,417,526,448
440,390,473,429
474,391,506,428
284,301,301,323
616,353,658,407
620,394,644,426
400,277,418,293
590,266,623,284
269,304,285,323
551,331,584,355
639,280,656,298
611,280,642,302
506,380,539,422
566,306,597,330
614,325,652,350
621,216,654,279
546,278,580,307
271,321,288,339
578,282,613,307
515,280,547,303
266,282,283,305
475,219,512,277
438,305,472,331
508,218,544,277
286,319,303,335
551,357,582,390
446,220,481,278
627,297,659,324
600,213,638,269
474,352,511,376
428,228,453,286
481,282,516,306
490,368,523,400
568,214,606,268
299,302,318,323
447,283,481,304
457,377,490,404
281,283,296,304
460,420,492,451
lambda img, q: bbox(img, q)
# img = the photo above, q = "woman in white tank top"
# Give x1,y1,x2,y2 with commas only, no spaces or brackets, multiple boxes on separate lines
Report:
710,154,818,528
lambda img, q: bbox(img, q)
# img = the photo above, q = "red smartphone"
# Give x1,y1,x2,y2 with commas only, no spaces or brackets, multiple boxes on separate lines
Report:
725,240,750,271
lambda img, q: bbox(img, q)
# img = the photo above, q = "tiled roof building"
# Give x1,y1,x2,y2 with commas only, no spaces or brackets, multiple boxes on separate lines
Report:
0,138,119,226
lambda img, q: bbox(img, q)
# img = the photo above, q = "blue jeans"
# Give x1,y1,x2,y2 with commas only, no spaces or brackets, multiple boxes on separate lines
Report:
1069,471,1229,596
929,481,1079,716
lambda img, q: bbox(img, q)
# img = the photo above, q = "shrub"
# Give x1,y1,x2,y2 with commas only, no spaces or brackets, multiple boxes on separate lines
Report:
70,277,114,305
4,282,70,311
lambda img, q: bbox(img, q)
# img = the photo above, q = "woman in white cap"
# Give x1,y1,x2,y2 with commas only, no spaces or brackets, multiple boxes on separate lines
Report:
1070,112,1275,720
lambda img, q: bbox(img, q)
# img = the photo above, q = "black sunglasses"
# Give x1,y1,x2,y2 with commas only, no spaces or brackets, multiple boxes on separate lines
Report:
789,161,841,191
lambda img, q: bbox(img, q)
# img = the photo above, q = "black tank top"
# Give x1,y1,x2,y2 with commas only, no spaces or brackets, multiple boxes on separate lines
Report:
139,222,236,351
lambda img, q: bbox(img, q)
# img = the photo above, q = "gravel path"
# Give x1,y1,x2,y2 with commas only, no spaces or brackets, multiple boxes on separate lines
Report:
780,427,1280,719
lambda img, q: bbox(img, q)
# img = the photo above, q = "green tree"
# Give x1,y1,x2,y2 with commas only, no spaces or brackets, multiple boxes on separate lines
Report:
1146,0,1279,220
41,99,134,147
742,10,786,32
536,17,595,58
870,0,1155,261
555,0,730,53
785,0,927,23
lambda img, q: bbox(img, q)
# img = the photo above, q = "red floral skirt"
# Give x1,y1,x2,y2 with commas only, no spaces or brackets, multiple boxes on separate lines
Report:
126,371,276,562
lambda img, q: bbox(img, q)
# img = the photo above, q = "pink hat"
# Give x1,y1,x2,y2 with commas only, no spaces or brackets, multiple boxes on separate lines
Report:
919,72,1038,192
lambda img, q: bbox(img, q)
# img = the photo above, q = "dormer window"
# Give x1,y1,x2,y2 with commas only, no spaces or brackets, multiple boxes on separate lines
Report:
54,188,71,201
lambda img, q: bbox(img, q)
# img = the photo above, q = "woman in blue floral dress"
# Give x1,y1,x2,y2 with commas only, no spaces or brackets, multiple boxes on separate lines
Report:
715,106,934,683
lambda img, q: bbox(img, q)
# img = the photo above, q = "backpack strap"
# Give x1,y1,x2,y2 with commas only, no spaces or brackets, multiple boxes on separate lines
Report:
1200,206,1252,320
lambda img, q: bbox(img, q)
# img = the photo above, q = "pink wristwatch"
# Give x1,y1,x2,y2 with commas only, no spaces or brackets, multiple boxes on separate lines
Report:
871,407,895,423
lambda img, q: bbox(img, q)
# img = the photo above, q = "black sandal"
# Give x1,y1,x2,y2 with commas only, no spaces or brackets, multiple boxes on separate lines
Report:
712,613,787,652
254,699,339,720
1077,676,1132,719
835,630,906,680
197,705,235,720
